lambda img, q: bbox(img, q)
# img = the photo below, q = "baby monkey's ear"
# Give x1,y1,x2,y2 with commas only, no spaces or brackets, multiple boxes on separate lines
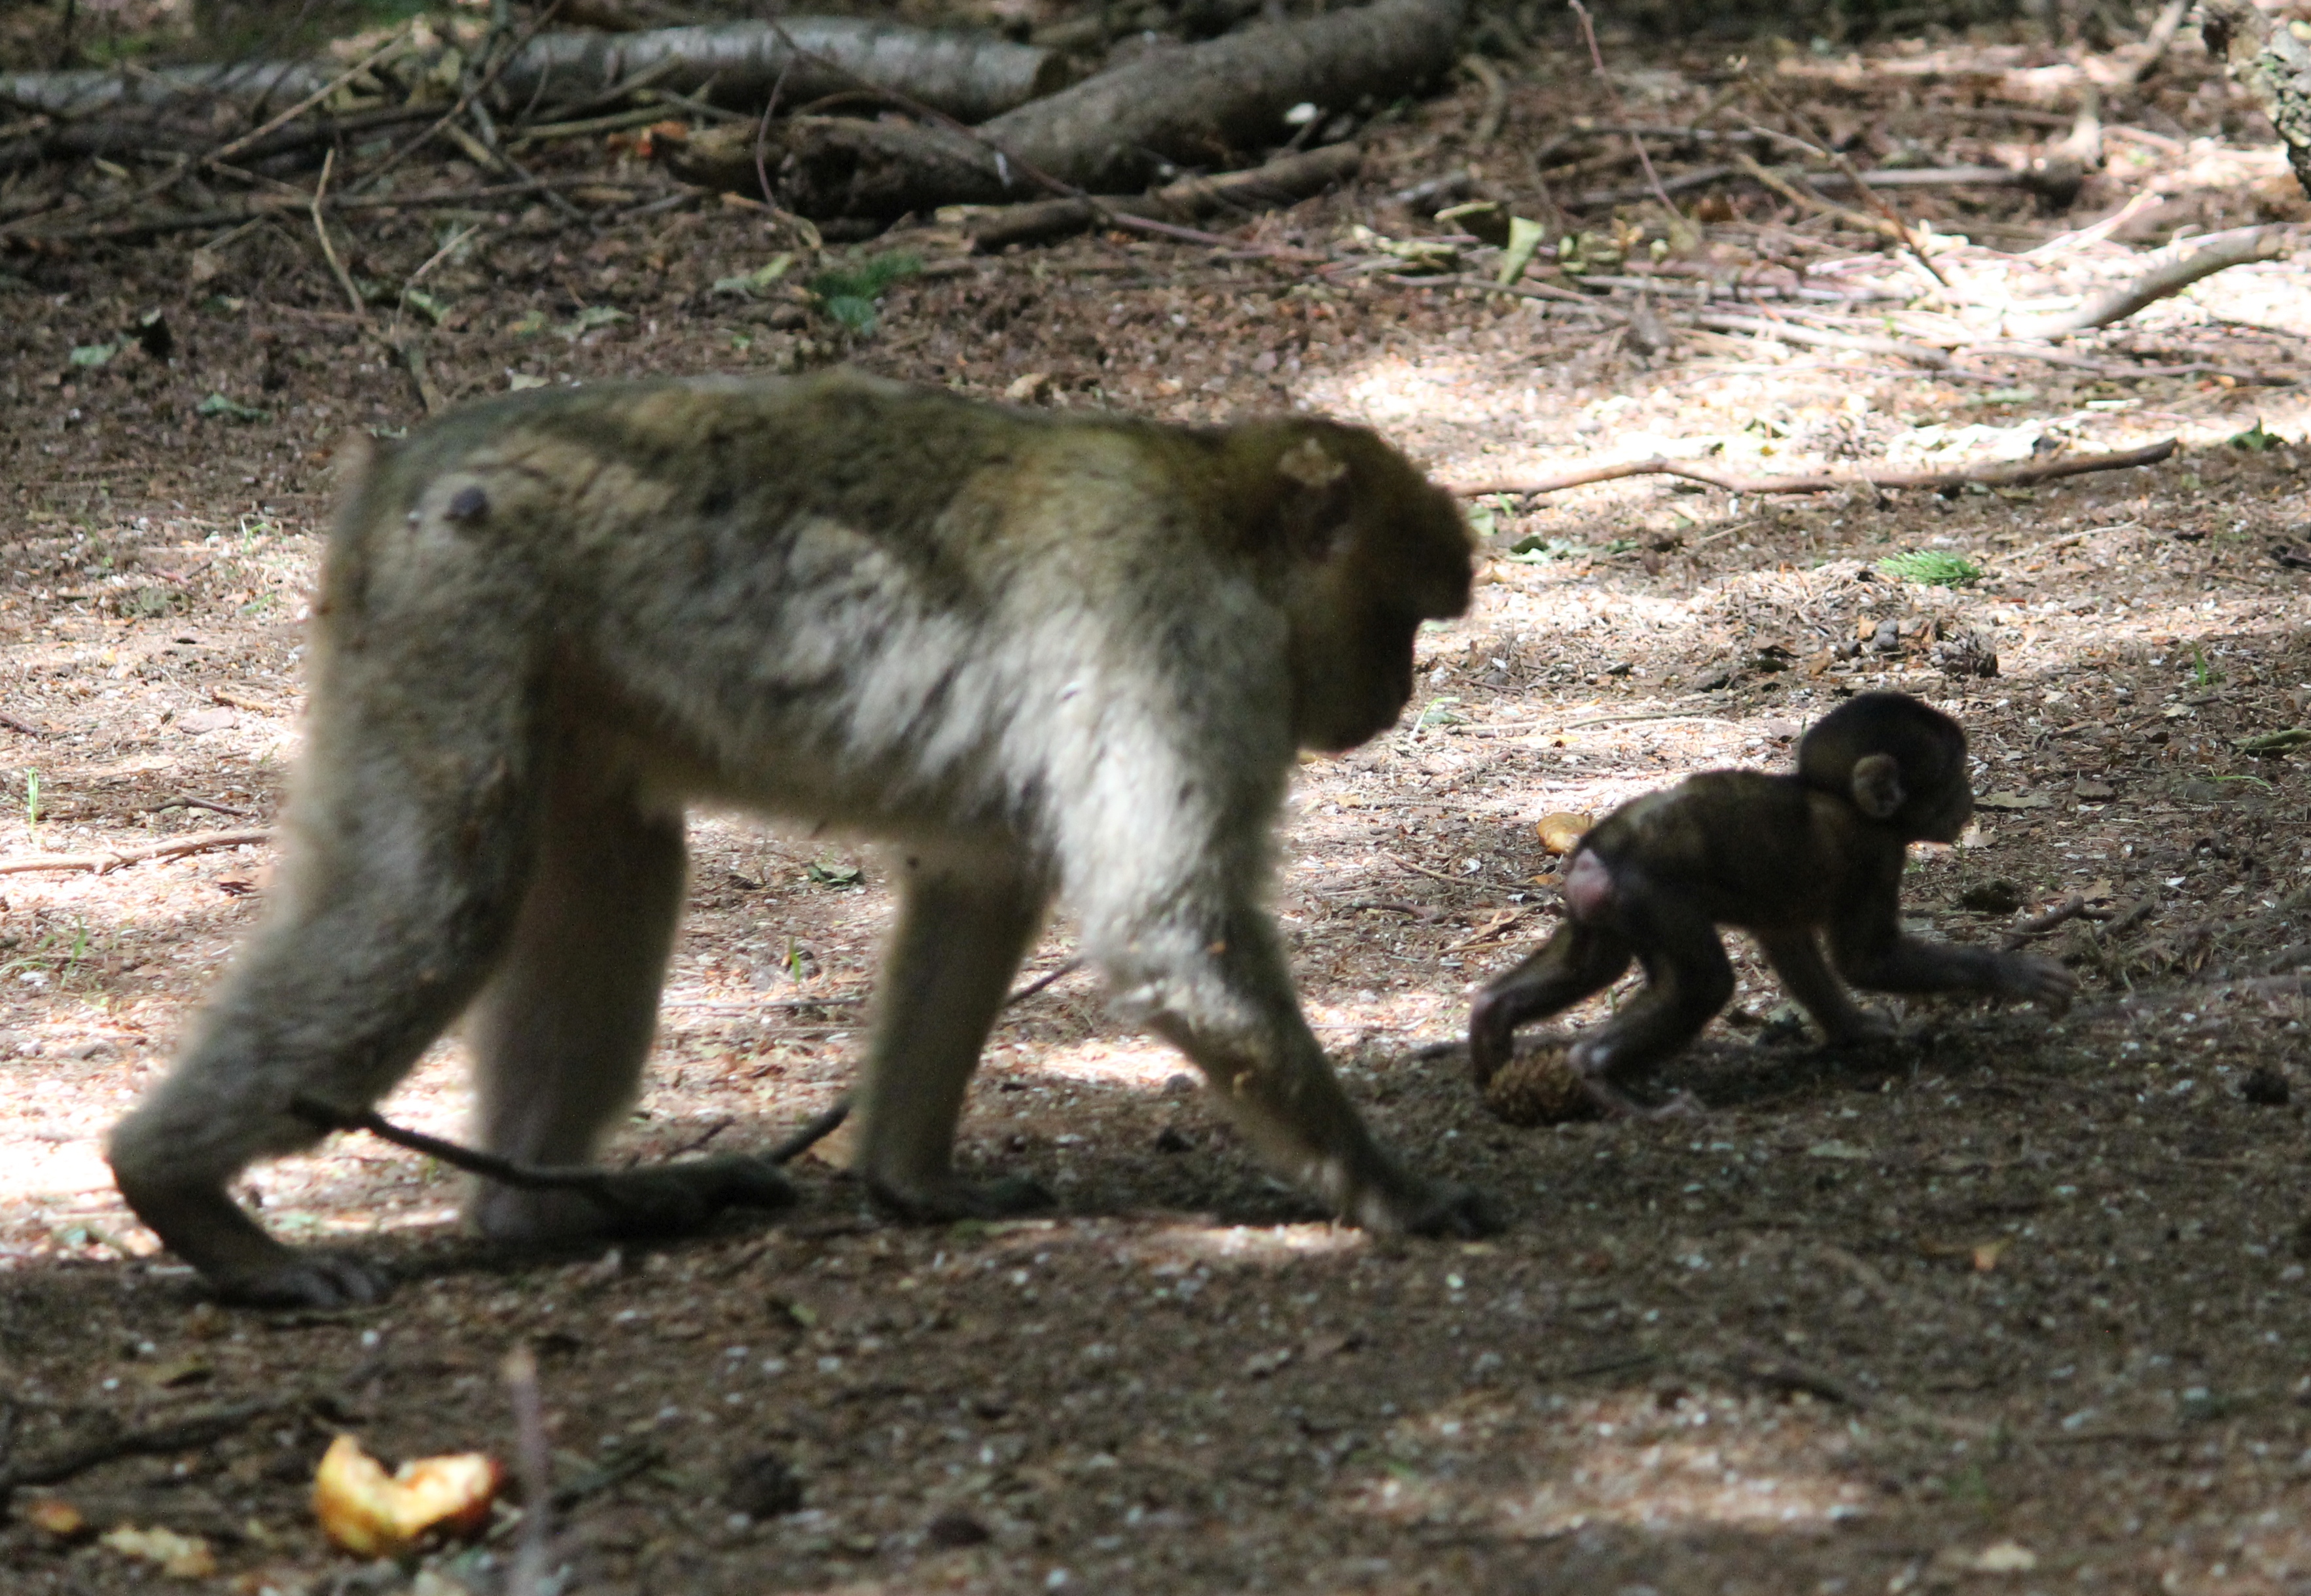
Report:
1274,434,1353,559
1849,752,1907,821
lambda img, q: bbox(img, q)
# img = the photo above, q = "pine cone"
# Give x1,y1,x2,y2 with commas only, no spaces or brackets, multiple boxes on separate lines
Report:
1483,1044,1599,1126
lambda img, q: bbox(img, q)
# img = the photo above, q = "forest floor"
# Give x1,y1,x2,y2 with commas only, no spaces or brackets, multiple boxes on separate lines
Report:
10,7,2311,1594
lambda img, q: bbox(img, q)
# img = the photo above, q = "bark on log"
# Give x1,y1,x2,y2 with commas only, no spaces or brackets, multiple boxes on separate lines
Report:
961,141,1363,249
0,18,1062,124
662,115,1022,217
973,0,1465,193
2200,0,2311,200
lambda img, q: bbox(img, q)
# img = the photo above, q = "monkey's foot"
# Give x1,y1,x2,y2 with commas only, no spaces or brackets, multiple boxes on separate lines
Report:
474,1154,797,1245
113,1177,395,1307
864,1172,1055,1224
1581,1078,1704,1120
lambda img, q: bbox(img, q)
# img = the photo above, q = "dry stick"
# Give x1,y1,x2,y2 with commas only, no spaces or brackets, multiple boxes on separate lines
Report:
1447,437,2176,499
502,1345,553,1596
2129,0,2192,83
0,1395,289,1496
0,826,270,877
306,147,366,318
2015,226,2291,338
1730,151,1899,247
1567,0,1681,220
1461,51,1507,151
353,0,564,195
1374,271,1629,320
2001,893,2100,950
1692,309,1949,367
0,713,41,736
205,28,411,170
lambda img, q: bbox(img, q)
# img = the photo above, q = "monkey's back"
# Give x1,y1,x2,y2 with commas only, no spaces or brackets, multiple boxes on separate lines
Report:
1576,770,1868,931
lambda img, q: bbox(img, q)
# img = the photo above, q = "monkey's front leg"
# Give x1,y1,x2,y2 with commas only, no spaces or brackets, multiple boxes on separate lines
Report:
855,853,1054,1221
1755,930,1897,1046
1832,919,2077,1016
1142,913,1500,1237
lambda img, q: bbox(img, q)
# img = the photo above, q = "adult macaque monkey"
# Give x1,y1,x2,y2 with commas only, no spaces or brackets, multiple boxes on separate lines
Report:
107,372,1497,1307
1469,692,2075,1116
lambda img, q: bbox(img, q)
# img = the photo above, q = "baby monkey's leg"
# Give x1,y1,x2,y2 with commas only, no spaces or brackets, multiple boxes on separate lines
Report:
1566,892,1730,1117
1755,929,1897,1046
467,770,794,1244
1467,920,1634,1087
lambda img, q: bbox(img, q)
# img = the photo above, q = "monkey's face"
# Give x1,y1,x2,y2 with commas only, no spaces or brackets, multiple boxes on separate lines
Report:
1271,431,1472,753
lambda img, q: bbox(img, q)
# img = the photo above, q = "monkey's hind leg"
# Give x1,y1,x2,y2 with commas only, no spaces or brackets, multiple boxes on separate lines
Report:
1467,921,1634,1088
107,729,540,1307
854,851,1052,1222
466,772,795,1245
1566,899,1730,1119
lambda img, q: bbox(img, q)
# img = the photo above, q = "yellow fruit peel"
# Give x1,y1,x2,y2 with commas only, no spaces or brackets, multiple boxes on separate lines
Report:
312,1432,503,1557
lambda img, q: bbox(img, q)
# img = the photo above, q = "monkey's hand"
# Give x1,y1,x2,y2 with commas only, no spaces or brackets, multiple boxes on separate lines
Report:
1993,953,2077,1016
863,1171,1055,1224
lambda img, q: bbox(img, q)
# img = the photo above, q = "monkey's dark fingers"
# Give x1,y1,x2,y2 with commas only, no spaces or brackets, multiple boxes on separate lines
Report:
217,1251,395,1310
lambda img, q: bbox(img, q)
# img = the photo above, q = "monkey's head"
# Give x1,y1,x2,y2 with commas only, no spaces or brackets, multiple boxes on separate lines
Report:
1798,692,1974,842
1227,421,1473,753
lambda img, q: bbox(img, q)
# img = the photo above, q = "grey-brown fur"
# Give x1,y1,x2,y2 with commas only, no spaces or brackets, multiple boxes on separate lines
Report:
108,370,1492,1306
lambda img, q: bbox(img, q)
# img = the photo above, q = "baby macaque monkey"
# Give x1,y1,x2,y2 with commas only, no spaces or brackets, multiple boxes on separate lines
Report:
1469,692,2074,1116
107,370,1496,1307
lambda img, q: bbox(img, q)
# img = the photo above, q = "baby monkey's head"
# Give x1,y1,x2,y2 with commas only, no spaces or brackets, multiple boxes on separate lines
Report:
1797,691,1973,843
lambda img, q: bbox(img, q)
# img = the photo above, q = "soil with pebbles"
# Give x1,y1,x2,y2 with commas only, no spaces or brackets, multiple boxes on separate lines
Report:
9,17,2311,1596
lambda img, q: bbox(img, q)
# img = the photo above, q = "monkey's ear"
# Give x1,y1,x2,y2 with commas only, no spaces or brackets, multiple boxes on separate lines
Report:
1274,435,1354,558
1849,753,1907,821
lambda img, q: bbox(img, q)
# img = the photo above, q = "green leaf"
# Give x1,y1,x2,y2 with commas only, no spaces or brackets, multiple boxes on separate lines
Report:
402,288,450,325
712,254,796,298
804,860,863,889
806,251,924,334
2229,419,2282,452
69,342,117,367
1496,215,1546,286
196,392,266,422
1874,549,1982,587
553,306,630,340
2236,728,2311,754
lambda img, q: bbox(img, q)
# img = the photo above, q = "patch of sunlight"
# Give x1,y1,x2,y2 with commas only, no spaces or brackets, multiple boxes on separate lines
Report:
1343,1387,1869,1537
1141,1220,1365,1266
0,1139,115,1201
1308,352,1532,432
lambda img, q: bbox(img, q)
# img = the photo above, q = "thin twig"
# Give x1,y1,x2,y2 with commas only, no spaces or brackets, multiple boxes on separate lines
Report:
1694,308,1949,366
503,1345,552,1596
2012,226,2290,338
206,28,412,170
1004,957,1083,1007
1448,438,2176,499
306,148,366,319
2001,893,2098,950
1568,0,1681,220
0,827,270,877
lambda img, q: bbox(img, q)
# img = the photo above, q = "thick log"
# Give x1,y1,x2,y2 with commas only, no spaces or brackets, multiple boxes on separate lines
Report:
0,18,1062,124
661,116,1022,217
973,0,1464,193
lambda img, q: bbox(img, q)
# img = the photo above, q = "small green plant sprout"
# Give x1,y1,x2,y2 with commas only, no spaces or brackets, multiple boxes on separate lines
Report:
1875,549,1982,587
2229,419,2282,452
806,251,923,334
2189,644,2221,688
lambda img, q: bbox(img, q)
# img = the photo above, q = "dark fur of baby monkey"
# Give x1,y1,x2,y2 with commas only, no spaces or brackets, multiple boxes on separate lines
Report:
1469,692,2075,1118
106,372,1496,1308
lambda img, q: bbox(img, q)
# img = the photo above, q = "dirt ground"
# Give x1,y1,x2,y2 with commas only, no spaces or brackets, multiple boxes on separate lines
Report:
12,7,2311,1594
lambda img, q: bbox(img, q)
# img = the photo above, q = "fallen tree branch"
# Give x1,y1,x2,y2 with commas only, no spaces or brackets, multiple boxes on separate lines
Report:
0,828,271,876
0,1397,290,1497
2001,893,2099,950
974,0,1465,194
1448,438,2177,499
2007,225,2291,338
0,18,1060,124
959,142,1360,250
